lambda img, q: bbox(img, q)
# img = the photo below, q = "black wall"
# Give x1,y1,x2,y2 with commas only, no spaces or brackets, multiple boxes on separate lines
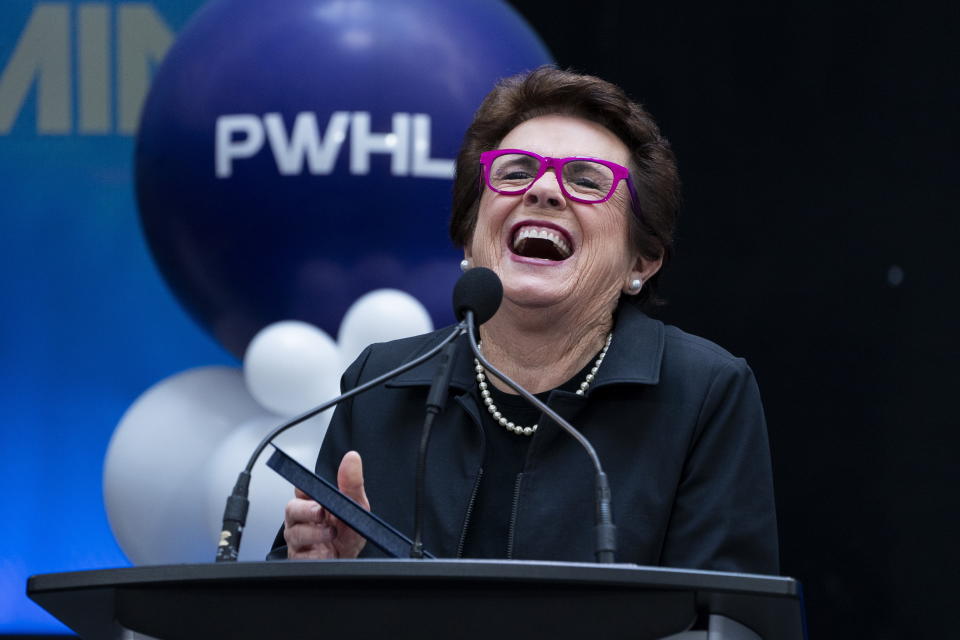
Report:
508,1,959,637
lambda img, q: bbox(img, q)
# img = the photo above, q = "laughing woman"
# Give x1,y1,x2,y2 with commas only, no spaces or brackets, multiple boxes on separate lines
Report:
276,67,779,573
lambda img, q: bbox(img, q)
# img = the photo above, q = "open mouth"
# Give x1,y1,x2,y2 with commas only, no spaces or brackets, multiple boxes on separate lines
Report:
510,224,573,261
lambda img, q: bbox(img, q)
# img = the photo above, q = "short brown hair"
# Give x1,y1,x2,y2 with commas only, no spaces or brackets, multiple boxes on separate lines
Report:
449,66,681,306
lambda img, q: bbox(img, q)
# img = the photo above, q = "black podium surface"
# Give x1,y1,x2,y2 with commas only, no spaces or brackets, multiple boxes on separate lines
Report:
28,560,805,640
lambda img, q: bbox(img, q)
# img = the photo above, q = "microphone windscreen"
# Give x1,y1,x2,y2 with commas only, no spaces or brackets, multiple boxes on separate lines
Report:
452,267,502,324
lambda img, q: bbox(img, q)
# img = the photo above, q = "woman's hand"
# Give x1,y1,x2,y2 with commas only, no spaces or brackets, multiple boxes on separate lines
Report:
283,451,369,559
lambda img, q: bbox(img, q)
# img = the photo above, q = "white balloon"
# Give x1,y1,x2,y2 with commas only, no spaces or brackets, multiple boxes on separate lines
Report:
204,413,329,561
338,289,433,368
103,366,264,565
244,321,341,417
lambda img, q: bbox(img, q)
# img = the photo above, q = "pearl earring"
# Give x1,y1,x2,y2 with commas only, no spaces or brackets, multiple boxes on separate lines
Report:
627,277,643,294
460,259,470,272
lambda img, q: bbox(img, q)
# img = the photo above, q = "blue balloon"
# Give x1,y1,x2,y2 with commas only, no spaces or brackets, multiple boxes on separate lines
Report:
136,0,552,356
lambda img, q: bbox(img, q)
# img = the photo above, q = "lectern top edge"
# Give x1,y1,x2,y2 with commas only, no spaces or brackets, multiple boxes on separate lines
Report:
28,558,799,598
28,561,806,640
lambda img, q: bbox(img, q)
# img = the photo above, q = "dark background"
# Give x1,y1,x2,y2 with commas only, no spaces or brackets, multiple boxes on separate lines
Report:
507,0,959,637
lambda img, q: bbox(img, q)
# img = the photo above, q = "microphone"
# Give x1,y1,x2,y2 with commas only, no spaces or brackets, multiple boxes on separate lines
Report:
410,267,503,557
461,270,618,564
215,319,465,562
452,266,503,326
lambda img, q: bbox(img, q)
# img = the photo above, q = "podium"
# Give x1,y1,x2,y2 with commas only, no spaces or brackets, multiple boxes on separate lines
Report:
28,560,805,639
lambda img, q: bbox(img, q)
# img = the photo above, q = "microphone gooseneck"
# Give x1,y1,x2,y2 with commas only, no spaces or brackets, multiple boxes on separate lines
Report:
215,320,465,562
410,267,503,558
464,309,618,564
410,339,460,558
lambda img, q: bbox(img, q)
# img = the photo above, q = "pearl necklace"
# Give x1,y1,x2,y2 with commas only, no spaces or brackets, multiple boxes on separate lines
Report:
474,332,613,436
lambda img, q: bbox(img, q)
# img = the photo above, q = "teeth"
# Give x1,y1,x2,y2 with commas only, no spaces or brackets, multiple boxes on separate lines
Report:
512,226,571,258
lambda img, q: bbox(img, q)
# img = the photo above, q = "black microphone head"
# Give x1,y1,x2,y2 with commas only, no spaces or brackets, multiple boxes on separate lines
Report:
453,267,502,325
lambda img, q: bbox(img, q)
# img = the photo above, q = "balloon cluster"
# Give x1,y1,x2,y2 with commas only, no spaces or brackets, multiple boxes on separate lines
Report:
103,291,432,563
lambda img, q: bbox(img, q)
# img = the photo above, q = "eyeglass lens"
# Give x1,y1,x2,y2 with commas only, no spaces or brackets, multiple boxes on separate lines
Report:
488,153,616,201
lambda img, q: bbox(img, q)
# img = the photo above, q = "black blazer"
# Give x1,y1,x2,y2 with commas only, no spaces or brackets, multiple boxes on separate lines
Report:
273,303,779,574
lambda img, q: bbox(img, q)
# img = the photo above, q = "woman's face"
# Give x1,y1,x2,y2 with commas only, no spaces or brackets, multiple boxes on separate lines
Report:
466,114,657,316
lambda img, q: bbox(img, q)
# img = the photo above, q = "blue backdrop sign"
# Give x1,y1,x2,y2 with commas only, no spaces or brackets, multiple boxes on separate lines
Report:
137,0,551,356
0,0,549,632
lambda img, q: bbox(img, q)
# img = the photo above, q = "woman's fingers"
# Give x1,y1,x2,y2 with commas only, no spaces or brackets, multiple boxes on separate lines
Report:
284,498,340,559
337,450,369,510
284,495,323,529
285,520,336,549
283,451,371,559
329,451,369,558
284,494,337,558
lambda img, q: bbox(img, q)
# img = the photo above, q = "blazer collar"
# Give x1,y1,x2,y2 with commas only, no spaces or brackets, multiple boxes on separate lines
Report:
387,302,665,392
590,302,664,389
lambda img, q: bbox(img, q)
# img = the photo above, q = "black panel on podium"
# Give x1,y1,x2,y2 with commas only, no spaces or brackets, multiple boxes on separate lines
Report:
28,560,805,640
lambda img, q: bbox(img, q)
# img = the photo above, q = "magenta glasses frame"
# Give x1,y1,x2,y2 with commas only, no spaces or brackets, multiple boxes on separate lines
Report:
479,148,642,219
